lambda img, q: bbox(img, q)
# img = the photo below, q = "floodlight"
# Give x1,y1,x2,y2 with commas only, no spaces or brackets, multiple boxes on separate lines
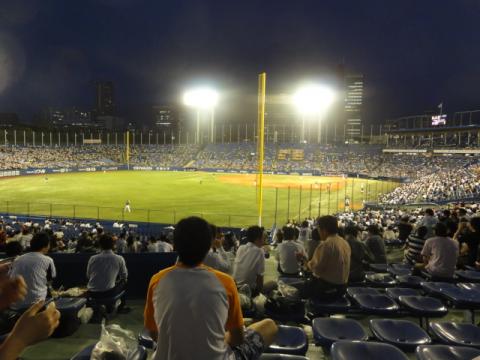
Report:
183,87,219,109
293,84,335,115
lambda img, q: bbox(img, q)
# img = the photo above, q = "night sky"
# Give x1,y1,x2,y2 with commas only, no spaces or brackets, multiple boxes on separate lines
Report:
0,0,479,125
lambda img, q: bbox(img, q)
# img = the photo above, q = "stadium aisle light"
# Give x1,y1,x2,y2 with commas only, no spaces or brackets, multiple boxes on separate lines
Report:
183,87,219,109
293,84,335,114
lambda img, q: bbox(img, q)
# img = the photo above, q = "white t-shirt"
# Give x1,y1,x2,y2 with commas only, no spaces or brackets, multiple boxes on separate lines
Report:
233,242,265,290
276,240,306,274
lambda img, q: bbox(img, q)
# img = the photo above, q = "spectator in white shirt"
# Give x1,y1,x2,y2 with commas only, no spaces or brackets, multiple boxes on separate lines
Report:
9,232,56,310
204,225,231,274
87,234,128,296
276,226,306,276
233,226,271,296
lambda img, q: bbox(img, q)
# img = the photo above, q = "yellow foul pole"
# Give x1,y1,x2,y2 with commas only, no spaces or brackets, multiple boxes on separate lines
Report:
126,131,130,169
257,73,266,226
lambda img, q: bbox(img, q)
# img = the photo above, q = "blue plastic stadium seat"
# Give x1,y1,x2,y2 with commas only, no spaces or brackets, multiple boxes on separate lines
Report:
430,322,480,348
259,354,308,360
420,271,455,282
398,296,448,318
312,317,368,347
353,294,399,315
365,273,396,287
464,265,478,271
441,287,480,308
457,282,480,291
70,344,147,360
138,328,156,350
306,296,352,317
421,282,457,297
395,275,423,288
52,297,87,338
370,319,431,351
385,288,420,301
415,345,480,360
346,287,380,298
388,266,412,277
331,341,409,360
266,325,308,356
455,270,480,283
369,263,388,272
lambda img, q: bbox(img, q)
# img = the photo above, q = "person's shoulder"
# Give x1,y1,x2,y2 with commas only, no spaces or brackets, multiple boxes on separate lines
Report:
206,267,237,291
149,265,177,286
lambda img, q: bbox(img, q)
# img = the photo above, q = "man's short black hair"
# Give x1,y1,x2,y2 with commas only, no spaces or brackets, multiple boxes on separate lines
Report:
283,226,295,240
317,216,338,235
30,232,50,251
434,222,448,237
367,224,381,235
247,225,264,243
416,226,428,239
470,217,480,232
344,225,359,238
174,217,212,266
425,208,434,216
99,234,114,250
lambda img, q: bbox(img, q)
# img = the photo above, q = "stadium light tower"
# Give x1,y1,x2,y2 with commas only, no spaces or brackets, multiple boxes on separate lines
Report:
183,87,219,144
293,84,335,143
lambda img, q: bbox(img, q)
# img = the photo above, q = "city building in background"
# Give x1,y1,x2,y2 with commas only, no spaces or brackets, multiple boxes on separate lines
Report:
95,81,115,117
344,74,364,142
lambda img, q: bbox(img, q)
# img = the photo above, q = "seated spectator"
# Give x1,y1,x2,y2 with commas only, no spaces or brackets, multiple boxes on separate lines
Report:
76,231,95,253
397,216,413,242
16,226,33,249
440,209,458,237
306,226,320,261
158,233,174,252
204,224,231,273
419,208,438,239
9,232,56,310
383,225,397,241
455,217,480,267
116,233,127,253
404,226,428,265
416,223,459,278
86,234,128,310
276,226,306,276
303,215,351,301
126,235,140,253
365,225,387,264
233,225,274,296
344,225,374,283
298,220,311,246
144,216,278,360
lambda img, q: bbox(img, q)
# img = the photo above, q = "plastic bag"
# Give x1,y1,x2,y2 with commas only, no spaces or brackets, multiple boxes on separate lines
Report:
78,307,93,324
277,280,300,301
91,321,138,360
253,293,267,316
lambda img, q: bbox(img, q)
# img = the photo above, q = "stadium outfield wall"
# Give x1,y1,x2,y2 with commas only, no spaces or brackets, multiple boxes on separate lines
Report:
0,165,408,183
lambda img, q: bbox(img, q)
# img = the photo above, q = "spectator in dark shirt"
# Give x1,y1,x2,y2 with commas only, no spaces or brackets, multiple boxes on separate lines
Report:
365,225,387,264
344,225,374,283
397,216,413,242
455,217,480,267
440,209,458,237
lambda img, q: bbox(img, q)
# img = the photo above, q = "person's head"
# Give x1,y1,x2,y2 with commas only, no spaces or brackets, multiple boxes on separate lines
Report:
317,216,338,240
30,232,50,253
301,220,309,228
5,241,23,257
247,225,265,247
458,208,468,217
434,222,448,237
174,217,212,267
99,234,115,250
223,232,237,252
401,216,410,223
443,209,451,218
425,208,434,217
470,217,480,233
282,226,295,241
311,226,320,242
367,224,381,236
344,225,359,239
416,226,428,239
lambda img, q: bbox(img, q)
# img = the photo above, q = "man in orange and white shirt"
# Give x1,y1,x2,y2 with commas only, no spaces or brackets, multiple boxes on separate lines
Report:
144,217,277,360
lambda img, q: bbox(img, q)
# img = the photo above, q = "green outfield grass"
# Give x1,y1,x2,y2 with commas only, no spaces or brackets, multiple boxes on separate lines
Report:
0,171,399,227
